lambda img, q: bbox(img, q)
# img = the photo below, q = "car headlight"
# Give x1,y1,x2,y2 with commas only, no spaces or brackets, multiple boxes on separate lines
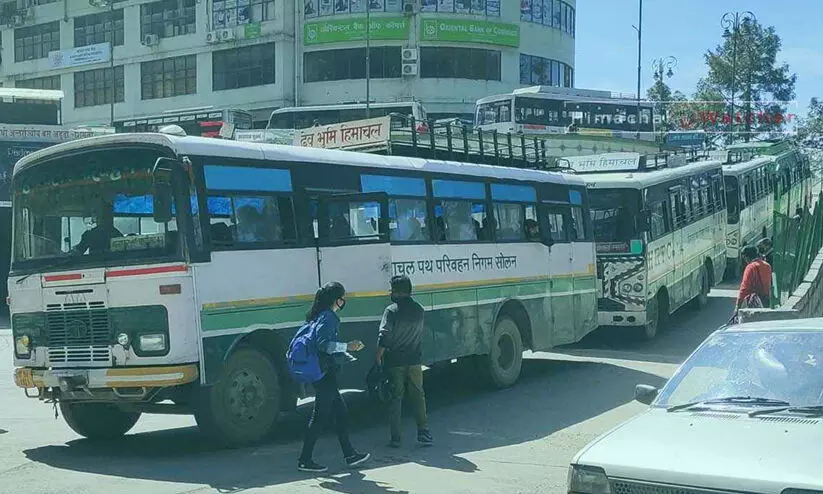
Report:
15,335,31,358
568,465,611,494
139,334,167,352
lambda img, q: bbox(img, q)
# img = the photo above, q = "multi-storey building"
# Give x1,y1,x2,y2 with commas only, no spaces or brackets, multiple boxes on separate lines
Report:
0,0,575,126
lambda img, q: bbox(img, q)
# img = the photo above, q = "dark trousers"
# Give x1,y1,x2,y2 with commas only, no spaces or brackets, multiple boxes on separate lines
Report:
387,364,429,440
299,370,355,462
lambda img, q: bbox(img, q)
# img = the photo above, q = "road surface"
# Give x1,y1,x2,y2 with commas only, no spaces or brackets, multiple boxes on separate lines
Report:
0,285,739,494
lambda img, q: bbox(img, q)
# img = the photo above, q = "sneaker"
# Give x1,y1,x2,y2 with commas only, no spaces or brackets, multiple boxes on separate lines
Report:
297,459,328,473
345,451,371,467
389,438,401,448
417,429,434,446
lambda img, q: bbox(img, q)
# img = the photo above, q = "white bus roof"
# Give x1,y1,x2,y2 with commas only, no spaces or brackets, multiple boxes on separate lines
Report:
722,156,774,176
271,102,421,114
579,159,724,189
13,133,586,188
476,86,651,107
0,88,64,101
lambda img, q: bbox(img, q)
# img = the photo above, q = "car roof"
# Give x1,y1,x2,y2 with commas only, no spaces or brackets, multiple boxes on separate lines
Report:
720,317,823,333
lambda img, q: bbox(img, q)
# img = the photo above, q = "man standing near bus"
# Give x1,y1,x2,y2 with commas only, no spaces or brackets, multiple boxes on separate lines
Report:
377,275,433,448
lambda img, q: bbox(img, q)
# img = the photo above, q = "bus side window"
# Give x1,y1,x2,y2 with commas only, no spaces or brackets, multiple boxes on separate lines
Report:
490,183,538,242
650,200,669,239
431,179,488,243
543,206,568,242
569,206,587,241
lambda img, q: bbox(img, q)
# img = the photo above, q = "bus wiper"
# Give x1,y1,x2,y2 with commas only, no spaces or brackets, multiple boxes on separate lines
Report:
667,396,791,412
15,256,76,284
749,404,823,418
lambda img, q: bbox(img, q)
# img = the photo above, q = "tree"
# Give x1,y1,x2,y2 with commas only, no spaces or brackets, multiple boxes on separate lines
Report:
796,98,823,143
703,18,796,141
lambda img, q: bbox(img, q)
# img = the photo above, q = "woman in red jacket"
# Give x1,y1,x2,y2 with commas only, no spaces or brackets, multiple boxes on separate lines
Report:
737,245,772,310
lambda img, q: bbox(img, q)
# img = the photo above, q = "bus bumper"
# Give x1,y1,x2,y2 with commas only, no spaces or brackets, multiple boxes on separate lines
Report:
598,311,646,326
13,364,199,390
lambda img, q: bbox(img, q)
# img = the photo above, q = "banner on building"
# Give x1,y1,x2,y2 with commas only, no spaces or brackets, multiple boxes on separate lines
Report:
293,117,391,150
304,17,409,44
420,18,519,47
48,43,111,70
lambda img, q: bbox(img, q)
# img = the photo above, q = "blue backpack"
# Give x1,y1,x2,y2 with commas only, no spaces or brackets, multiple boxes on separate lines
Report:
286,319,325,384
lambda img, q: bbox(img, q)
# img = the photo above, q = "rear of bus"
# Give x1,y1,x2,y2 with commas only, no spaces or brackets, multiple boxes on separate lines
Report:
9,135,200,439
585,182,648,328
723,170,743,274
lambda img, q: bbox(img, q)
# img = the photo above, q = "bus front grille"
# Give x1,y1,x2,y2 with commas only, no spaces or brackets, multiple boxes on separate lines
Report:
46,307,111,364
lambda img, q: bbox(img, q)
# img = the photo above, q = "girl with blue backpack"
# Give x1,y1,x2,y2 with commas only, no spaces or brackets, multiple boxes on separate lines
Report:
293,281,370,473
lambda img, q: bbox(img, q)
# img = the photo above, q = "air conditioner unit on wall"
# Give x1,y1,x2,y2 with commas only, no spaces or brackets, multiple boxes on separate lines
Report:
217,28,235,42
142,34,159,46
205,31,219,44
402,0,416,15
402,62,418,77
401,48,418,62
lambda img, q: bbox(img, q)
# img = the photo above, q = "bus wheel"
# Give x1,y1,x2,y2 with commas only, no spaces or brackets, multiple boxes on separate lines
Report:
693,264,710,310
484,316,523,389
195,346,281,447
642,295,661,341
60,402,140,440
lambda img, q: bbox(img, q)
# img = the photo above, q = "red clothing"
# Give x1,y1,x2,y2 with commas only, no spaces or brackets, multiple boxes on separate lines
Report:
737,259,772,306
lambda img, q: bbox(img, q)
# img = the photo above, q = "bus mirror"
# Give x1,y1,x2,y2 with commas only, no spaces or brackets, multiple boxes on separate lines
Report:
152,158,177,223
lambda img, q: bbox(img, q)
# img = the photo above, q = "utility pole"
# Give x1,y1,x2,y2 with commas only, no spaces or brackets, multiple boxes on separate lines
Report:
109,0,115,128
721,11,756,144
365,0,371,119
634,0,643,139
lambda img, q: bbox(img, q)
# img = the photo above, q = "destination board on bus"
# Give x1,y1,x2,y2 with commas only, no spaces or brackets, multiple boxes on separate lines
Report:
293,116,391,150
563,152,641,173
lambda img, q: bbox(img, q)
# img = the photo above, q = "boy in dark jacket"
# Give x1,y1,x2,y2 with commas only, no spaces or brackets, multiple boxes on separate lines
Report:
377,275,433,447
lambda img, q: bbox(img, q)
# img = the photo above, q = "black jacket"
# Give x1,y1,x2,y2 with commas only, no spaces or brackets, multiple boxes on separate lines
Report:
378,298,424,367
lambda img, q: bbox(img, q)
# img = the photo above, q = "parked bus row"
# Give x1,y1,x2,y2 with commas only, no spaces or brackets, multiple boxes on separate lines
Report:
6,131,809,447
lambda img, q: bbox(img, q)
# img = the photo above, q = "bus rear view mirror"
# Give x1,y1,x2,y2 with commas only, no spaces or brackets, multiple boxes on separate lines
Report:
152,157,177,224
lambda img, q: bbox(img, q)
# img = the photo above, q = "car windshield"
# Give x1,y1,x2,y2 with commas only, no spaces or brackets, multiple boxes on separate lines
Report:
655,331,823,409
12,148,185,272
588,188,641,243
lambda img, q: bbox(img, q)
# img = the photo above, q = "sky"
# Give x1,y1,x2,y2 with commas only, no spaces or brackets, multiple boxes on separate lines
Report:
575,0,822,117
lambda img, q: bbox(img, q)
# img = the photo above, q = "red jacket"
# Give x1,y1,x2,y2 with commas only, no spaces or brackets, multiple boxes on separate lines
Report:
738,259,772,306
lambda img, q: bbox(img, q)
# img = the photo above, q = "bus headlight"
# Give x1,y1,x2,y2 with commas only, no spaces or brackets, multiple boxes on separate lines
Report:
633,283,644,293
621,283,633,293
15,335,31,358
139,334,167,352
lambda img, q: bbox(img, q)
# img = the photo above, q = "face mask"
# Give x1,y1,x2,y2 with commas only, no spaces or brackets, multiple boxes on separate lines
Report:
336,298,346,311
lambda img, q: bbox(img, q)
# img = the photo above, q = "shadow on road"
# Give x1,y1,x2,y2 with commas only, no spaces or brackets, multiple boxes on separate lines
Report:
23,358,665,492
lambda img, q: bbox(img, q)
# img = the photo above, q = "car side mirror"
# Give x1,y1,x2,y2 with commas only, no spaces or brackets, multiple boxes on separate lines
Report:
634,384,658,405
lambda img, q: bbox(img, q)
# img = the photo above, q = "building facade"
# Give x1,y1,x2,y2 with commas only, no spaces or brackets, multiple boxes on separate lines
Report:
0,0,575,126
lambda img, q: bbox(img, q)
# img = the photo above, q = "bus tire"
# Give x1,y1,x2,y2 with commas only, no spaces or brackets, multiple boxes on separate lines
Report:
641,293,667,341
692,264,710,310
195,346,281,447
483,316,523,389
60,402,140,441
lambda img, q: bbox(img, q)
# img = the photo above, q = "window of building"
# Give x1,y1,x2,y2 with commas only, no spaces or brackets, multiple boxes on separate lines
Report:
140,0,196,39
420,47,501,81
213,0,275,28
519,0,574,36
141,55,197,100
304,46,401,83
14,21,60,62
213,43,275,91
74,66,124,108
74,9,124,47
519,54,573,87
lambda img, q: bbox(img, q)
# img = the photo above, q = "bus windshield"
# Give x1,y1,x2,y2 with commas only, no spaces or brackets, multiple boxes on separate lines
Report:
269,105,420,130
476,100,512,126
588,188,641,243
514,97,563,126
725,176,740,224
12,149,184,272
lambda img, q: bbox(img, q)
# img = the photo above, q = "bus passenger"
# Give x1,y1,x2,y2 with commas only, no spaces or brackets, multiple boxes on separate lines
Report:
298,282,370,473
525,219,540,241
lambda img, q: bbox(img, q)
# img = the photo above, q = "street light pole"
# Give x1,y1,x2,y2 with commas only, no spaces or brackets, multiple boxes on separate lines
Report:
721,11,756,144
108,0,115,128
635,0,642,139
365,0,371,119
650,56,677,132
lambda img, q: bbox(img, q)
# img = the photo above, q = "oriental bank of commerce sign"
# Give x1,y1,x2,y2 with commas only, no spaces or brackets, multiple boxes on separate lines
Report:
420,18,520,47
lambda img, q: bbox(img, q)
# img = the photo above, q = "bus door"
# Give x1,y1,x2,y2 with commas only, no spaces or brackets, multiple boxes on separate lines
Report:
316,193,391,378
668,186,685,307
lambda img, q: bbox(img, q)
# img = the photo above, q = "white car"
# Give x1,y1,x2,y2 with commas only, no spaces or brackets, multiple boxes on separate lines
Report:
568,319,823,494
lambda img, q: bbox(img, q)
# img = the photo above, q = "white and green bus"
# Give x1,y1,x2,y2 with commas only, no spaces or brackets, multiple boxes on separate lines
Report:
580,155,727,339
722,155,774,274
9,132,597,445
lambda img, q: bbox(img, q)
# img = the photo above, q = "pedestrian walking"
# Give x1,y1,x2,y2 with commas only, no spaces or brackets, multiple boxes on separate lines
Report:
733,246,772,322
296,282,370,473
376,275,433,448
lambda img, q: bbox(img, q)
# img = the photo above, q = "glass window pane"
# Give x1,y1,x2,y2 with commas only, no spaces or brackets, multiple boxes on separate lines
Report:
389,198,428,242
494,203,525,241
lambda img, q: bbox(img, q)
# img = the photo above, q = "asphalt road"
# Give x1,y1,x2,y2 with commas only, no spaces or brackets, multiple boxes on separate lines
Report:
0,285,738,494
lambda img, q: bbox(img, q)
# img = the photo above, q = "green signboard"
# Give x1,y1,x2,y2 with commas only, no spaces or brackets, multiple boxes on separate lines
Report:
420,18,520,47
244,22,261,39
304,17,410,45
